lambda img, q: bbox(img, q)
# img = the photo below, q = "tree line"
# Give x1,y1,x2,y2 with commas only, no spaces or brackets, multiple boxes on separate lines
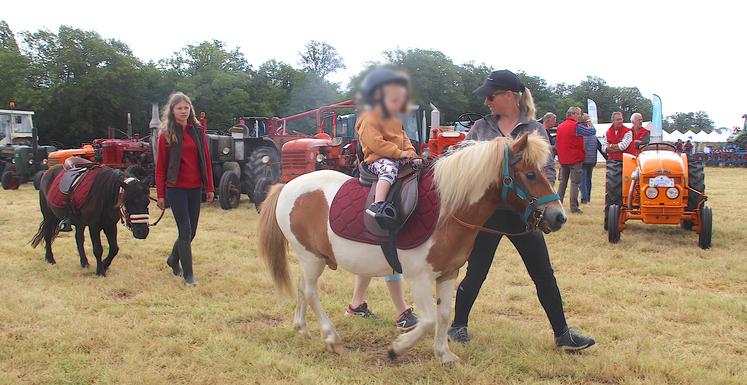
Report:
0,21,717,146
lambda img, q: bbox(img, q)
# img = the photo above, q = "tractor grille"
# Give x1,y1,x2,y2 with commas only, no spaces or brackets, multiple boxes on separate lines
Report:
48,157,61,167
282,152,307,168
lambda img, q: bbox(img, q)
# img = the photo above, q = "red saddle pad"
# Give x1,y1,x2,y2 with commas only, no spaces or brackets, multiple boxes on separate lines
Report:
329,171,440,249
47,168,102,210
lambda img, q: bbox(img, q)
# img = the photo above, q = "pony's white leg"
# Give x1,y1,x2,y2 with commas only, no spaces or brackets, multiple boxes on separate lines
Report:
389,272,435,359
434,275,460,364
293,275,310,337
299,257,343,354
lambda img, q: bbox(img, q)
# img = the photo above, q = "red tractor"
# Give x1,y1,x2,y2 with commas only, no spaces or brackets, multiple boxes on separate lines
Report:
250,102,473,205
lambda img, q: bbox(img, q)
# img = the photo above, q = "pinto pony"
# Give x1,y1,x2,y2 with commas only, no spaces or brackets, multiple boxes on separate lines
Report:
31,165,153,276
257,133,566,364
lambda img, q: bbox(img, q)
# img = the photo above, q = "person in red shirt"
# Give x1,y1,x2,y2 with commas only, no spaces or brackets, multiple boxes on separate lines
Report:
603,112,633,161
556,106,596,213
628,112,650,156
156,92,214,286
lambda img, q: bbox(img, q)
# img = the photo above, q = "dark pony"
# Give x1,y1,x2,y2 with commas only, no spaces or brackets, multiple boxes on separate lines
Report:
31,165,152,276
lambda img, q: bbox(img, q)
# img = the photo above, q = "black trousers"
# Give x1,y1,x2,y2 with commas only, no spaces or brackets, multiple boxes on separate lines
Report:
166,187,202,242
452,210,568,337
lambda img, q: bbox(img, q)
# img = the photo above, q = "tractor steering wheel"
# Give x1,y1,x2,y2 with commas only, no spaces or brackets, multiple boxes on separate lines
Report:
640,142,677,152
454,112,485,131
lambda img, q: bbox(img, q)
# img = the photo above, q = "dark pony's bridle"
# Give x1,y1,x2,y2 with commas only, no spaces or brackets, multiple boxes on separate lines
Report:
452,145,560,236
117,177,165,231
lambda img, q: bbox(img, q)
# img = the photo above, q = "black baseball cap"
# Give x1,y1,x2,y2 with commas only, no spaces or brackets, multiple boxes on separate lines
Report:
472,70,525,97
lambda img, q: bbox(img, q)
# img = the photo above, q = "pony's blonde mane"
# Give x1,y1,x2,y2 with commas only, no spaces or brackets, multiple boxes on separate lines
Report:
433,133,549,223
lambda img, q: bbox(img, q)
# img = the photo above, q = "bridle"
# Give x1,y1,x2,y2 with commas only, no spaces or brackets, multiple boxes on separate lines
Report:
452,145,560,236
117,177,165,231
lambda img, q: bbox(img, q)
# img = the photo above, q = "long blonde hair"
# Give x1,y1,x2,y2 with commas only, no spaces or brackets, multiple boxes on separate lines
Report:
160,92,200,145
514,87,536,120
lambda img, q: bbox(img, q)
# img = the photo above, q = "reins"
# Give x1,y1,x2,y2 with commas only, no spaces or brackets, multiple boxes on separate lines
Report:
452,145,560,236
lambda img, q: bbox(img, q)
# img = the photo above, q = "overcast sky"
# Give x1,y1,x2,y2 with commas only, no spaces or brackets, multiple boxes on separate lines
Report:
5,0,746,128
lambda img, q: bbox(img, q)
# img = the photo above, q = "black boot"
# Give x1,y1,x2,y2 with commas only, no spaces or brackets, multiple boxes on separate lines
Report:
176,240,197,286
58,218,73,232
366,201,399,230
166,242,182,276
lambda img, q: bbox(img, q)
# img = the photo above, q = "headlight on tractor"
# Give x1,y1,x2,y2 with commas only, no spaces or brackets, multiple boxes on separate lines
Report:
222,147,230,155
645,186,658,199
11,158,15,164
261,155,270,164
666,187,679,199
316,153,326,163
42,159,48,165
28,159,34,165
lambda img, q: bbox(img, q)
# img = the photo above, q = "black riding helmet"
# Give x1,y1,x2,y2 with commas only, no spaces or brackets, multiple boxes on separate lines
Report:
359,68,410,117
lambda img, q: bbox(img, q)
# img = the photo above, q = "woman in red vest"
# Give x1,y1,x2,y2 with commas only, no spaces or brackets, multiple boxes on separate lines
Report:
156,92,214,286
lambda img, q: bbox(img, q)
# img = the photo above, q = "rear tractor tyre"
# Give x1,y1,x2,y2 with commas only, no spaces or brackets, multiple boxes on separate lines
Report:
33,170,45,190
607,204,621,244
698,206,712,250
252,176,274,212
248,147,280,190
218,171,241,210
1,171,20,190
604,161,623,230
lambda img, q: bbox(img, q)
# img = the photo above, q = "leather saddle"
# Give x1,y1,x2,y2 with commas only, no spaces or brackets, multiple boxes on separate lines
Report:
59,157,95,194
358,161,421,235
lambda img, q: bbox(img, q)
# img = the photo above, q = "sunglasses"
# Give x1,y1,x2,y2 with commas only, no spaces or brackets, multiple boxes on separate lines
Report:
486,90,509,101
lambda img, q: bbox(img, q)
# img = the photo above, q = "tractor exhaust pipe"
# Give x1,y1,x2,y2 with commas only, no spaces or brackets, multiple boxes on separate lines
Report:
627,169,639,210
149,103,161,167
127,112,133,138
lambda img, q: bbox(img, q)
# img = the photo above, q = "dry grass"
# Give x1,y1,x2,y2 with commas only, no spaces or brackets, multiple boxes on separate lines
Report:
0,167,745,385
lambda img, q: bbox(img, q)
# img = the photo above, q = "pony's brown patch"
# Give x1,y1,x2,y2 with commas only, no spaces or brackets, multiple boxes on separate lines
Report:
289,190,337,270
426,185,501,276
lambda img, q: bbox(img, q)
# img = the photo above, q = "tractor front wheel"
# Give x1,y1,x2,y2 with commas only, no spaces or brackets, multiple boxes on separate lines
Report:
218,171,241,210
607,204,621,243
698,206,712,250
33,170,45,190
1,171,20,190
252,176,274,212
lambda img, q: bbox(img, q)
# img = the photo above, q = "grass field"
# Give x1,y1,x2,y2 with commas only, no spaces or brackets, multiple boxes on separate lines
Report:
0,167,745,385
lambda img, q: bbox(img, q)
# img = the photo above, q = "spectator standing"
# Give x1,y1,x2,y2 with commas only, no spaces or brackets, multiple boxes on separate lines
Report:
556,106,595,213
540,112,558,186
675,139,684,153
628,113,651,156
579,113,597,204
684,140,694,154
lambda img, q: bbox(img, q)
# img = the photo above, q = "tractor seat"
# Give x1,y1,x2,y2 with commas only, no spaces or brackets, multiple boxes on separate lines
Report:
63,157,93,170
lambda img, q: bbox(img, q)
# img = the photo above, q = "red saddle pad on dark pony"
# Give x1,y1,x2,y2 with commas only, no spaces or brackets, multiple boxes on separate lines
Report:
47,167,102,210
329,171,440,249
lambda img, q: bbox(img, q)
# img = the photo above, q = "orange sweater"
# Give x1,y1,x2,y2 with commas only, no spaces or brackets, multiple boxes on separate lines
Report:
356,111,415,164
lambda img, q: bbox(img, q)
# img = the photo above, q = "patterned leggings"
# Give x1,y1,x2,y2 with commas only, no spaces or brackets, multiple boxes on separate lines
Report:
368,158,403,185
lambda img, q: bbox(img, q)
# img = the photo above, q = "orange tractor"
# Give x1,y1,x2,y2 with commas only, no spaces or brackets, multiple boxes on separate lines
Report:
605,143,712,249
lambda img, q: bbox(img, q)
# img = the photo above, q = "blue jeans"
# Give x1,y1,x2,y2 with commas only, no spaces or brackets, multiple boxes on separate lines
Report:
580,164,594,203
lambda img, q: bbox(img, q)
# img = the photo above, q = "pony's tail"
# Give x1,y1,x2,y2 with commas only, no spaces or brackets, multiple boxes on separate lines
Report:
31,189,59,248
257,183,293,297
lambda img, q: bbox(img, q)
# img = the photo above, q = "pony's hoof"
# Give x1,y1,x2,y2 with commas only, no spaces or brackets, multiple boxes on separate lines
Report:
293,324,310,338
46,259,56,265
81,263,89,269
440,352,460,366
325,342,344,354
387,348,398,361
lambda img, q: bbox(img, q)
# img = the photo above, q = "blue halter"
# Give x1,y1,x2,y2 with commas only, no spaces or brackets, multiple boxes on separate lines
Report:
500,145,561,225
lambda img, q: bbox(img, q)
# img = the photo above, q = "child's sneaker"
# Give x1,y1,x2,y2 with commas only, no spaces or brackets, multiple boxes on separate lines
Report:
395,308,418,331
345,302,378,318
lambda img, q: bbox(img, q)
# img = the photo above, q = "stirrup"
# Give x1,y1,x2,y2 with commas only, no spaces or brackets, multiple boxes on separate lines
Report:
375,201,400,230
